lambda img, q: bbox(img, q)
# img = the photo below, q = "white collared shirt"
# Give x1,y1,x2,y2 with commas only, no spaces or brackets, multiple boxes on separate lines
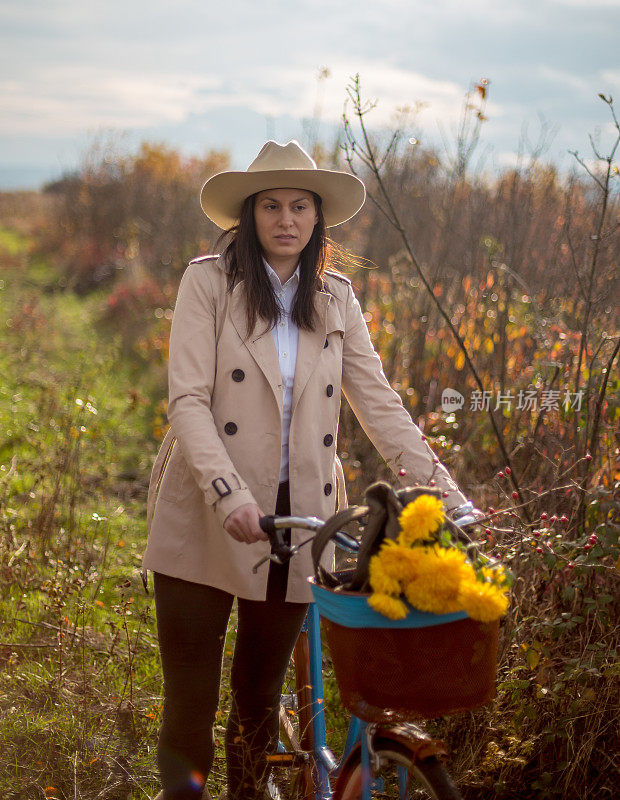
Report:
263,258,300,482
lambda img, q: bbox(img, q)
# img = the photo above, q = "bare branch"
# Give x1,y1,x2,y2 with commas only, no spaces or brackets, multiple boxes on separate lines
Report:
341,74,527,511
568,150,606,191
587,336,620,465
588,132,603,162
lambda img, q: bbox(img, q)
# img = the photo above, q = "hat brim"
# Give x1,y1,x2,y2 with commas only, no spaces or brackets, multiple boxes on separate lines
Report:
200,168,366,229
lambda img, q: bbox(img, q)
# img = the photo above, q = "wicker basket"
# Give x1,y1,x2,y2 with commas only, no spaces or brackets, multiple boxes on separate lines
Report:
310,578,499,723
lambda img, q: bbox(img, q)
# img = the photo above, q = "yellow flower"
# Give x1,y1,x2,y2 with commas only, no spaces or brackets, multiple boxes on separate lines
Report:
458,579,509,622
405,579,460,614
375,540,425,581
398,495,445,545
368,554,401,596
369,592,409,620
481,565,507,586
403,546,475,614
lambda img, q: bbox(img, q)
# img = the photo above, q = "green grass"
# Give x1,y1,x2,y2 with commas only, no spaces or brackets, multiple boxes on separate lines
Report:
0,231,166,799
0,226,29,255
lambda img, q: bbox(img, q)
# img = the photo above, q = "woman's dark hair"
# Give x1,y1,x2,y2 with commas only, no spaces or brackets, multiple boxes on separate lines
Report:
219,191,328,334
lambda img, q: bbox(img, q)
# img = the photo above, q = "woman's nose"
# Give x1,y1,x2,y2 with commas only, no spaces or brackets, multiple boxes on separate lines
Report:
278,208,294,227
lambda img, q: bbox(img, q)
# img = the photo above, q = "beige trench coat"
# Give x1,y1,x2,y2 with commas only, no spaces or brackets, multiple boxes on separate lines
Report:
141,254,467,603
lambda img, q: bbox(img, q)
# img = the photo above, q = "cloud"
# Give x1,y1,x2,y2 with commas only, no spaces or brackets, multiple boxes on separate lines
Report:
537,66,592,95
493,150,537,171
599,69,620,89
0,59,498,140
244,63,476,125
0,68,221,134
549,0,620,6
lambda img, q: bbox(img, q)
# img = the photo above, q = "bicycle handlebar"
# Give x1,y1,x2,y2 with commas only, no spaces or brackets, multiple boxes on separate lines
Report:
252,510,483,574
259,515,325,534
451,512,479,527
252,514,360,574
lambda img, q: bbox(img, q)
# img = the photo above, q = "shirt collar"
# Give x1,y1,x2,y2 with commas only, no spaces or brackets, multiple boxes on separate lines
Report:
262,257,300,290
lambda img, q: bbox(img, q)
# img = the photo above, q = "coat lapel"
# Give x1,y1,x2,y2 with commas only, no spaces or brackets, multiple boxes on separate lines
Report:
291,290,339,415
228,280,283,415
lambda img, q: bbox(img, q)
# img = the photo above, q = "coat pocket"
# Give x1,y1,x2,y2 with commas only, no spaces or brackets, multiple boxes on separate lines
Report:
158,446,190,503
147,430,176,529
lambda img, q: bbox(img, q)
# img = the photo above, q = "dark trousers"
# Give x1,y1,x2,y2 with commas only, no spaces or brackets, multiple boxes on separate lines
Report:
154,482,308,800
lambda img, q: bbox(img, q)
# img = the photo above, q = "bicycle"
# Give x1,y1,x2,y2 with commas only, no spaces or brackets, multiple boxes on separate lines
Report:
252,508,484,800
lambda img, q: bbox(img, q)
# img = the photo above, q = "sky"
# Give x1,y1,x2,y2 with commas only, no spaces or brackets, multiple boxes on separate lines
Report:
1,0,619,189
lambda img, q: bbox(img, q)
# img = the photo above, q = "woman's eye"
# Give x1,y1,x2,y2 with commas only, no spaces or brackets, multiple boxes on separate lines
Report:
295,205,308,212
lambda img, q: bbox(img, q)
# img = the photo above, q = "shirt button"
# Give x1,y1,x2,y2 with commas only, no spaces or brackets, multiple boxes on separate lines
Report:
282,352,288,358
324,482,333,496
326,384,333,397
323,434,334,447
224,422,238,435
279,322,285,327
232,369,245,382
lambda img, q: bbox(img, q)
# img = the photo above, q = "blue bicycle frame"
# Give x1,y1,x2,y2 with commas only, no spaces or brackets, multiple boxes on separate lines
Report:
280,602,412,800
259,514,411,800
306,602,355,798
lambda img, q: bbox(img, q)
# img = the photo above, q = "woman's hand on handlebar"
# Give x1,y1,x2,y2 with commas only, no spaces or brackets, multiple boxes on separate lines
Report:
223,503,268,544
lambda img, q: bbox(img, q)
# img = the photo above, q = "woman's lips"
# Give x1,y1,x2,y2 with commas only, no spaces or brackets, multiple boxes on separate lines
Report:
275,235,295,240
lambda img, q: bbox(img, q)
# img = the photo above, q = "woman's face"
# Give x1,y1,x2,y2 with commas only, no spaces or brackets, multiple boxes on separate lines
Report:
253,188,318,270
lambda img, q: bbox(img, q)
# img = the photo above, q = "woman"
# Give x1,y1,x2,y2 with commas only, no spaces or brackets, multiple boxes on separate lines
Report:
143,140,476,800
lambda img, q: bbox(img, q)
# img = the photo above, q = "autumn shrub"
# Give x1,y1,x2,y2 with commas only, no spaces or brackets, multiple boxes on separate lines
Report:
331,80,620,800
43,140,229,293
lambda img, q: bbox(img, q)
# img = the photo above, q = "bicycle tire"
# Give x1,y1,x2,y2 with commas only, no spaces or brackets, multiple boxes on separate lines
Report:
333,736,463,800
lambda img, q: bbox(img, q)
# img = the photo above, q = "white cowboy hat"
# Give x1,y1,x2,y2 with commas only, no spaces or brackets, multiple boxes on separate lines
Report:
200,139,366,229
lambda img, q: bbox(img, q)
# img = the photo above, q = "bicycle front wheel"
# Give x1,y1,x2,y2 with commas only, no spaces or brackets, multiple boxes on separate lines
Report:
333,736,463,800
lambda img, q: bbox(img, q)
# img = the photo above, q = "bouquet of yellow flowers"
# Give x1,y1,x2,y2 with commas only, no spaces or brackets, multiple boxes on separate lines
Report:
368,494,510,623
